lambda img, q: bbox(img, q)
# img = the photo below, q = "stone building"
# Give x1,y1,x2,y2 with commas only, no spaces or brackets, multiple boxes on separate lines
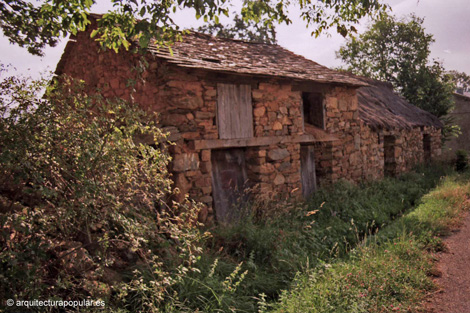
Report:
442,93,470,159
55,17,442,223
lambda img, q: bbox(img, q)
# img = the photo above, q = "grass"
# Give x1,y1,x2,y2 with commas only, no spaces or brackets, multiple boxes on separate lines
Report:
272,174,470,313
169,162,459,312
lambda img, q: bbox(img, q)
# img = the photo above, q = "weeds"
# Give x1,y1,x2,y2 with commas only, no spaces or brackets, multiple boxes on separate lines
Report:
172,163,453,312
272,174,470,313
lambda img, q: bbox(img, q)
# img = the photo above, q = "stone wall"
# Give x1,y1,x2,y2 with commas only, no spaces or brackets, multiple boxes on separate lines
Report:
310,87,363,183
358,125,441,179
58,27,309,223
442,94,470,160
58,26,442,224
311,85,442,183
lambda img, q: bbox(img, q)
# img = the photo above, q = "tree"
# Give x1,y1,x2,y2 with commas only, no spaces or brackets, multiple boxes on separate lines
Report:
1,0,389,56
197,13,277,44
337,13,454,118
448,70,470,93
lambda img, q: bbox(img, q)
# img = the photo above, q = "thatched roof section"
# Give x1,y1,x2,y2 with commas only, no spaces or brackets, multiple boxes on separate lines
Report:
148,31,367,87
357,77,443,130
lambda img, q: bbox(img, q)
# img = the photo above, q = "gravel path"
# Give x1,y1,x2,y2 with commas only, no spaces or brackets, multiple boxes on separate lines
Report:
425,212,470,312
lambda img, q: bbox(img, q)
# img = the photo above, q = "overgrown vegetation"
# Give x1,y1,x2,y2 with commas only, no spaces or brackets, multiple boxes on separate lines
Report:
273,175,470,312
0,71,205,312
170,164,452,312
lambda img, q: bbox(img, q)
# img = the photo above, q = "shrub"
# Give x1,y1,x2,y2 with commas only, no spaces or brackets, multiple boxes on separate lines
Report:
0,70,203,312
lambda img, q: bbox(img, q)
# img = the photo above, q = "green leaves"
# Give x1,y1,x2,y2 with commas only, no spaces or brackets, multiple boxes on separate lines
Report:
0,0,93,56
338,13,454,118
2,0,388,56
0,70,205,311
197,11,278,44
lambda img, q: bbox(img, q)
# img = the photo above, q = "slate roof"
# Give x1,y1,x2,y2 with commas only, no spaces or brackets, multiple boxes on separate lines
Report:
148,31,367,87
57,14,365,86
356,77,443,130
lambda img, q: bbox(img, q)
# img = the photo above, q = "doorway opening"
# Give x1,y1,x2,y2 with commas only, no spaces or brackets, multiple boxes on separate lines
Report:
384,135,397,176
423,134,431,162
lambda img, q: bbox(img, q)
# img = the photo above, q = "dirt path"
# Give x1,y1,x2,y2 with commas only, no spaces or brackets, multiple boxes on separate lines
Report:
424,212,470,313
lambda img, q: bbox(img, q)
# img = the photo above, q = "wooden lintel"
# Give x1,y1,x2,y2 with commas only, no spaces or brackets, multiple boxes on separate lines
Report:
194,134,338,150
291,82,333,93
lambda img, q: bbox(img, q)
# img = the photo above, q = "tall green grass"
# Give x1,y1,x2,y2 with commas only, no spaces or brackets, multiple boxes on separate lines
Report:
171,163,454,312
273,175,470,313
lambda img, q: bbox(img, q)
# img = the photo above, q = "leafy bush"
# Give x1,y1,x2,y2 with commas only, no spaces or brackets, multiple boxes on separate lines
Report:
0,70,203,312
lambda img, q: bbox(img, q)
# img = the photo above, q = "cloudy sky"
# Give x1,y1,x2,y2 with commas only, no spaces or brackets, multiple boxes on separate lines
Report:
1,0,469,78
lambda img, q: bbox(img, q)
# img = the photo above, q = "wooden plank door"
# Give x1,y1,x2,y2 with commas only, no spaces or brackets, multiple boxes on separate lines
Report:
217,84,253,139
211,148,249,223
300,145,317,198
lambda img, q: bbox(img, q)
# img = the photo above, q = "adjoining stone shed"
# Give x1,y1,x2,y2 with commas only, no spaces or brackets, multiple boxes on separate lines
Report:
356,76,443,179
442,93,470,159
55,15,443,224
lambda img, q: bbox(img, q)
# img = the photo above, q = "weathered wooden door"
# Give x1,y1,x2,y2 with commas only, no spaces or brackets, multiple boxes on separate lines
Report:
217,84,253,139
211,148,249,223
300,145,317,198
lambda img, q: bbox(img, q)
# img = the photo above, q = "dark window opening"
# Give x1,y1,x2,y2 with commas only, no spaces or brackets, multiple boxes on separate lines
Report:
302,92,325,129
384,135,396,177
423,134,431,162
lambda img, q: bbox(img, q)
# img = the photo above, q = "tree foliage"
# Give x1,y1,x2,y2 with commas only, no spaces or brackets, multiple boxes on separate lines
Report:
337,13,455,118
1,0,388,56
0,69,205,311
197,13,277,44
448,70,470,94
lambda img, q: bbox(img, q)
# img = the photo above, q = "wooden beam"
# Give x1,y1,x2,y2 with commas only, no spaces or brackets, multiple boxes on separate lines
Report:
194,134,339,150
291,82,333,93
